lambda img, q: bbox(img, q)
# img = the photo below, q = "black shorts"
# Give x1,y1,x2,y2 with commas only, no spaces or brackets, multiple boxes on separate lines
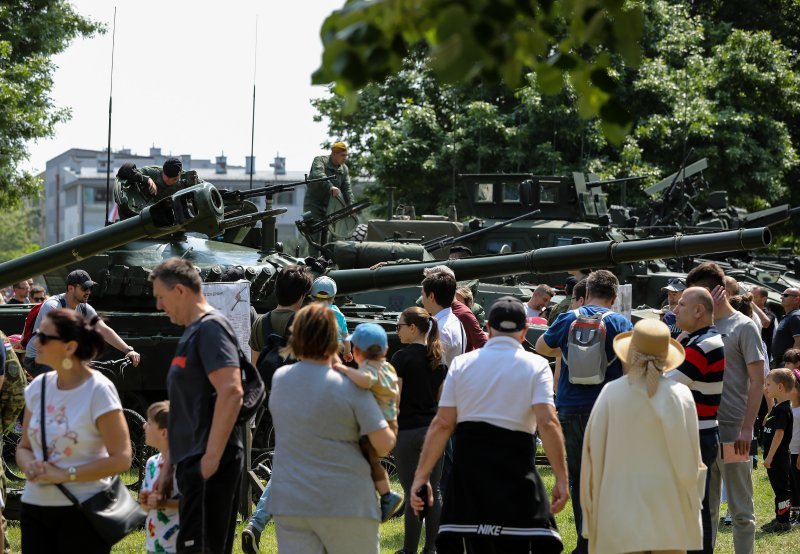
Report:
175,445,243,554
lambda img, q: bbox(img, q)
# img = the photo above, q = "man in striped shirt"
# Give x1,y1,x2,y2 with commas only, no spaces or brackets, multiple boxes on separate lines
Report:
668,286,725,554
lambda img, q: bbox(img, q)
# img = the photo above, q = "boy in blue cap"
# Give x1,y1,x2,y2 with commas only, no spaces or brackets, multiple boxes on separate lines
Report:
310,276,353,362
337,322,403,521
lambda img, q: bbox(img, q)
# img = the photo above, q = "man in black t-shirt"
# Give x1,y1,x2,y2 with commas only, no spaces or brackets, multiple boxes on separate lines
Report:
149,258,244,554
762,368,795,532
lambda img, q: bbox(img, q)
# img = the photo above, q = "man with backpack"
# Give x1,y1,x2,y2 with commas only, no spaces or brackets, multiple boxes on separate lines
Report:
535,269,632,554
22,270,141,376
149,257,245,554
242,264,312,554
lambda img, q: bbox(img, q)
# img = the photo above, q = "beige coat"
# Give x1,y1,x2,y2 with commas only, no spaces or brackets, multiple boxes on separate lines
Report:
580,375,706,554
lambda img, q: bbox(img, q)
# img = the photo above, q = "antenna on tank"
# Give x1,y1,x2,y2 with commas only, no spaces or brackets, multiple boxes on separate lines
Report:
248,16,258,191
104,6,118,226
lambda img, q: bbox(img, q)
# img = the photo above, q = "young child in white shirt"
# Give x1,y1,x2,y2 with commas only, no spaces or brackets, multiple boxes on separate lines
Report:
139,401,180,554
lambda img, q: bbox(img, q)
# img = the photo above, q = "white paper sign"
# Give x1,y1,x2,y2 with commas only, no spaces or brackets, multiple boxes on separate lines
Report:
202,280,252,360
611,284,632,321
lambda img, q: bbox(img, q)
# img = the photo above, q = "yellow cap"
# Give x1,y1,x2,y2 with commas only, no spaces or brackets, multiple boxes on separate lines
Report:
331,141,348,152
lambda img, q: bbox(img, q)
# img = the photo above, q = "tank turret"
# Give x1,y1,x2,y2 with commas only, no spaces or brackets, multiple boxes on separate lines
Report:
0,180,772,413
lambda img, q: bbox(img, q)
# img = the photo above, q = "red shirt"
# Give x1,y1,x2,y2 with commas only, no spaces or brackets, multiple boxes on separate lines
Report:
451,300,488,351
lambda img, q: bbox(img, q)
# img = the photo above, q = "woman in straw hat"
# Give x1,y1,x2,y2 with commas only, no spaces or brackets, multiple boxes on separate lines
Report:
580,319,705,554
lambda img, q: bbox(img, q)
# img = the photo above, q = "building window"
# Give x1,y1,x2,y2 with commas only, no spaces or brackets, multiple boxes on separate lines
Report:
84,187,108,205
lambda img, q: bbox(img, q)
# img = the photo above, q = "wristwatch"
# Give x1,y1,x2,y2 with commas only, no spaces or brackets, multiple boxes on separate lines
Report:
125,346,135,353
68,466,77,481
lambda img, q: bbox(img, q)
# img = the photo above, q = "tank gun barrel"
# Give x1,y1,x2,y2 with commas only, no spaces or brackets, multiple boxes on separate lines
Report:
739,205,799,229
220,174,335,202
422,208,541,253
330,228,771,295
0,183,227,288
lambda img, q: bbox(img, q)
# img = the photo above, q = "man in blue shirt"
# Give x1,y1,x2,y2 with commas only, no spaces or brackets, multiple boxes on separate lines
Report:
535,269,632,554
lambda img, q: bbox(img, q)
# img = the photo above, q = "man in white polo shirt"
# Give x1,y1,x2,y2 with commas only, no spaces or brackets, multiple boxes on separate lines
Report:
410,296,568,553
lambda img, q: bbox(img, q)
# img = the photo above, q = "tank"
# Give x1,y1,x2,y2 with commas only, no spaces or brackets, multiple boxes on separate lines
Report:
351,162,798,309
0,179,772,413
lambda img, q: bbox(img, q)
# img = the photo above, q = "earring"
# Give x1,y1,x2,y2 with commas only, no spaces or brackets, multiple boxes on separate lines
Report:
62,357,74,370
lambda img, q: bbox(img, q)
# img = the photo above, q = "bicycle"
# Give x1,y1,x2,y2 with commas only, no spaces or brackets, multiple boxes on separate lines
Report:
89,358,155,490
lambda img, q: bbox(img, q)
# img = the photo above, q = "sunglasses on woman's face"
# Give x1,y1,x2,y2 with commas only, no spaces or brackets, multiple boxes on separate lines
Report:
33,330,61,345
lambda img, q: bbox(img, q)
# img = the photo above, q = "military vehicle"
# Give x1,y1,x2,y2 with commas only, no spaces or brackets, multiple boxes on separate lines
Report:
352,160,799,309
0,174,772,414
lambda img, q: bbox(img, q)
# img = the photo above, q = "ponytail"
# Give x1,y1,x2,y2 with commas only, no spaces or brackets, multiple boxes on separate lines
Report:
401,306,444,370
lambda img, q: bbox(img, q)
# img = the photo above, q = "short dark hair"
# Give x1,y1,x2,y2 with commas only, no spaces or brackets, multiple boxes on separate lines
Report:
422,271,457,308
573,278,588,302
586,270,618,301
146,401,170,430
686,262,725,291
752,286,768,299
30,284,45,296
46,309,105,362
783,349,800,365
149,257,202,293
275,265,312,306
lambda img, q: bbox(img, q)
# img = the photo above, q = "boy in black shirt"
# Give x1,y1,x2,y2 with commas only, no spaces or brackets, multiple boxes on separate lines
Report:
762,368,795,532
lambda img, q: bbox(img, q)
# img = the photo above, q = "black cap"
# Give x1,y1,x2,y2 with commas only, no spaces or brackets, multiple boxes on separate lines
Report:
163,157,182,178
66,270,97,289
488,296,527,332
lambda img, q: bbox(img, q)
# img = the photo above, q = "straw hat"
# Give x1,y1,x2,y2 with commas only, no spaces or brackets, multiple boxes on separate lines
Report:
613,319,685,372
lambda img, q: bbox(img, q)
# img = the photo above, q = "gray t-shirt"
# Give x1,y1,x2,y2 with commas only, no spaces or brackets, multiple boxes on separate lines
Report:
715,310,766,442
268,360,387,520
167,310,241,464
25,294,97,360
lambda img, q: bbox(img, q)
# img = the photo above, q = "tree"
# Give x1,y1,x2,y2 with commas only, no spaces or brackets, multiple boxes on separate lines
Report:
314,0,800,218
313,0,644,143
0,1,102,207
0,204,41,263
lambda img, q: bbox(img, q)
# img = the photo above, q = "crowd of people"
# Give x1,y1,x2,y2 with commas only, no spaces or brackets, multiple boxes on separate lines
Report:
4,253,800,554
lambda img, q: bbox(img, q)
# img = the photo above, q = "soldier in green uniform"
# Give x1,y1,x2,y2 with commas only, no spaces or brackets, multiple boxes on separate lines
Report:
304,142,354,253
114,157,202,218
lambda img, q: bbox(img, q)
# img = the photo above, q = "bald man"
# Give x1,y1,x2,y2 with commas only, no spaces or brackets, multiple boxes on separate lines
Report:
669,286,725,554
773,287,800,367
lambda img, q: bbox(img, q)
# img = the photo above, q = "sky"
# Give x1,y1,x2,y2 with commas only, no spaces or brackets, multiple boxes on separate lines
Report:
24,0,345,174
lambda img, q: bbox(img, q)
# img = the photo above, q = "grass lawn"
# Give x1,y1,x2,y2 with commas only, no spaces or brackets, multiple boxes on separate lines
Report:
5,462,800,552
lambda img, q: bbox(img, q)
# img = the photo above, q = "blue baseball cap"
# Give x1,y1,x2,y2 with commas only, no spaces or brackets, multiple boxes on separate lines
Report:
350,323,388,351
310,276,337,299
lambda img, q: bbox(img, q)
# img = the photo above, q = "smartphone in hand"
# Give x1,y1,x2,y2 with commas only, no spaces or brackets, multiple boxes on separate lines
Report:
416,485,429,521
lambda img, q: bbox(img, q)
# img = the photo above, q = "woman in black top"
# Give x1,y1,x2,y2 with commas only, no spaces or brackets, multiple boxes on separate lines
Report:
392,306,447,554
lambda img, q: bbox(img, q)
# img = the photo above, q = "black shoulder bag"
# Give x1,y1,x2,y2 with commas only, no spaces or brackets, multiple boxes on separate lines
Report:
198,313,266,424
40,375,146,546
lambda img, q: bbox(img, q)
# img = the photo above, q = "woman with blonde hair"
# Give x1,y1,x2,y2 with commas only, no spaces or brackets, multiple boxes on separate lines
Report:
392,306,448,554
581,319,705,554
268,302,396,553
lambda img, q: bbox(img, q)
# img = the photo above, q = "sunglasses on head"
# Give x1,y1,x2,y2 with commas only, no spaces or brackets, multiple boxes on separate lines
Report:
33,330,61,345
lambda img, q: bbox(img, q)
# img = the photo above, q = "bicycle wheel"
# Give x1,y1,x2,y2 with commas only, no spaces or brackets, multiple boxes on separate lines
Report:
2,416,26,483
122,408,154,490
250,448,274,505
